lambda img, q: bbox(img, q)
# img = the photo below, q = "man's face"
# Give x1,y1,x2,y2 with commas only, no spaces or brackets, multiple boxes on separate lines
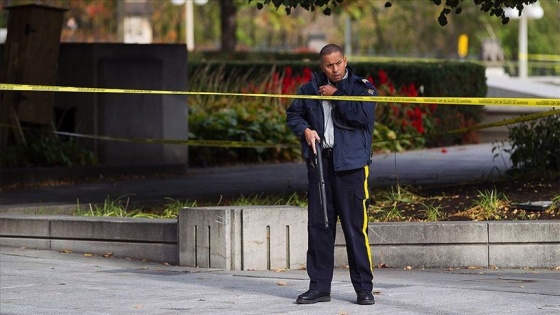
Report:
320,52,347,84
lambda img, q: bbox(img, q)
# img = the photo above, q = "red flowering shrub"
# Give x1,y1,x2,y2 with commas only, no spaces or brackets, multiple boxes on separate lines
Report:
188,65,470,165
240,66,312,107
189,65,311,165
369,70,438,152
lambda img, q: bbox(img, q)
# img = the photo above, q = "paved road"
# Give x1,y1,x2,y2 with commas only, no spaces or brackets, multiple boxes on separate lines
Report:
1,246,558,315
0,143,511,212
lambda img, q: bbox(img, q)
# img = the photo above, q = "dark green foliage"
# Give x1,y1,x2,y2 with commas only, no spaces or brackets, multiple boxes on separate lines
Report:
250,0,546,25
505,113,560,172
190,58,486,147
187,57,486,165
0,131,97,167
189,59,487,98
354,61,486,146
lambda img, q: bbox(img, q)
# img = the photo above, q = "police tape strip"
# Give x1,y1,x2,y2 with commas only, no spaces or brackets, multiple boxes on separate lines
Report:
53,131,296,148
349,54,560,63
2,109,558,149
437,109,560,135
1,83,558,107
383,108,560,143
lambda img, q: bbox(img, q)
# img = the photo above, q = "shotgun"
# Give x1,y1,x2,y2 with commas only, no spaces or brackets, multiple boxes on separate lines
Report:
314,140,329,229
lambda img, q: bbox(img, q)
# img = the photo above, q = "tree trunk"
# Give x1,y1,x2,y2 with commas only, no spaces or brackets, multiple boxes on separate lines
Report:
220,0,237,52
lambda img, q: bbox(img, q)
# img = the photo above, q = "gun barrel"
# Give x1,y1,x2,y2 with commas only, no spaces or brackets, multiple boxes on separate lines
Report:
315,140,329,229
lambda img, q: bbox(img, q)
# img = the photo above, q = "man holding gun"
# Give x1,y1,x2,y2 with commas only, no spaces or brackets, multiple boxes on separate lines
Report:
286,44,377,306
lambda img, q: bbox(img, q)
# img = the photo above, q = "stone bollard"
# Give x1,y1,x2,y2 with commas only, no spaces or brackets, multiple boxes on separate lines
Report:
178,206,307,271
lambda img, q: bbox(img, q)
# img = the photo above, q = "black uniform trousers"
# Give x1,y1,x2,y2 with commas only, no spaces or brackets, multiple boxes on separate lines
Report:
305,151,374,294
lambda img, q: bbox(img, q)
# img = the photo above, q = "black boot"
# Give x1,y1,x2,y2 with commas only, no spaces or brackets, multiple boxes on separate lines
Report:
295,289,331,304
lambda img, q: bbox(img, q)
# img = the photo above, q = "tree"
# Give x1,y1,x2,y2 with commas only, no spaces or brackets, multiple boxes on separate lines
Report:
221,0,238,51
249,0,558,26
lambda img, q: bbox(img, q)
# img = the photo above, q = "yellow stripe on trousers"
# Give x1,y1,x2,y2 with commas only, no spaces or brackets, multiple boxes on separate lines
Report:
362,165,374,271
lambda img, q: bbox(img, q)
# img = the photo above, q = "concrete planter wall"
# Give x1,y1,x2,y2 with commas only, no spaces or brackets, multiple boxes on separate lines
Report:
335,221,560,268
178,206,307,271
1,210,558,269
0,215,178,264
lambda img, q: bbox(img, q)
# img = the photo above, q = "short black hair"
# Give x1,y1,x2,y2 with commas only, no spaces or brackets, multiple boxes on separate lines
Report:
320,44,343,57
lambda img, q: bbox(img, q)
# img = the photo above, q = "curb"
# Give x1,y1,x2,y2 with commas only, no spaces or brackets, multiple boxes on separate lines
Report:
1,212,558,269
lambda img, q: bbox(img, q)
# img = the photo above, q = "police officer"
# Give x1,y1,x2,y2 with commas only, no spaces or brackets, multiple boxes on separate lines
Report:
286,44,377,305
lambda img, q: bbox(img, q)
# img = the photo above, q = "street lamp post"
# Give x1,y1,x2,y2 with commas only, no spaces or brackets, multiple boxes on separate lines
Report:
171,0,208,51
505,1,544,79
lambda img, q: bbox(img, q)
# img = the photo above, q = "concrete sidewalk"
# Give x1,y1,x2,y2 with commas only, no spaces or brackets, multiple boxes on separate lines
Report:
2,144,558,315
0,143,510,212
1,246,558,315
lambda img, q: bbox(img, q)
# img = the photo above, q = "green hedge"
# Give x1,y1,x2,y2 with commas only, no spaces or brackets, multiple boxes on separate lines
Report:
189,59,487,97
187,58,487,165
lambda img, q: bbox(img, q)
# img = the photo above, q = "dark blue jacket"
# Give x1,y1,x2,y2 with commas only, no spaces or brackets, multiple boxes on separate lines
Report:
286,67,377,171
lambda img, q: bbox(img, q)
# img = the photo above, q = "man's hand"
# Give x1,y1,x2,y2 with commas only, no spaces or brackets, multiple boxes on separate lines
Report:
304,128,320,154
318,84,336,96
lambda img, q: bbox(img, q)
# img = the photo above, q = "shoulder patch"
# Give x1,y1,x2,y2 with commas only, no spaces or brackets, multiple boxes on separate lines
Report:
360,78,374,88
358,78,376,95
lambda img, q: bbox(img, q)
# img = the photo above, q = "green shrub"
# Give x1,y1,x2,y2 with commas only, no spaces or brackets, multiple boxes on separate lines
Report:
505,112,560,172
188,64,301,166
0,130,97,167
353,61,486,147
373,71,438,151
187,59,486,165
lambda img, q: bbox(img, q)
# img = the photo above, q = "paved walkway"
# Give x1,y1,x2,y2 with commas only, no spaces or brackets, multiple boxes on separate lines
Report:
0,143,511,212
2,144,559,315
1,246,558,315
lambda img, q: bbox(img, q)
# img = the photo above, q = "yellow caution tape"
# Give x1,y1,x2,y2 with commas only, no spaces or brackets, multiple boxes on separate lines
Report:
0,83,558,107
349,54,560,62
384,108,560,143
53,131,297,149
2,109,558,149
526,54,560,62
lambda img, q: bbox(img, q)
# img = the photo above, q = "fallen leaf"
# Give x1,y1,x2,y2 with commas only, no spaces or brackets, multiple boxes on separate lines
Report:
377,263,388,268
373,290,382,295
467,266,480,269
274,268,286,273
83,253,93,257
103,252,113,258
404,266,413,271
60,249,72,253
276,281,287,286
134,305,143,309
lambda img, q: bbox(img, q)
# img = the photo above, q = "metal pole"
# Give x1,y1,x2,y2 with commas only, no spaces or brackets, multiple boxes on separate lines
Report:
519,13,528,79
344,15,352,56
186,0,194,51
